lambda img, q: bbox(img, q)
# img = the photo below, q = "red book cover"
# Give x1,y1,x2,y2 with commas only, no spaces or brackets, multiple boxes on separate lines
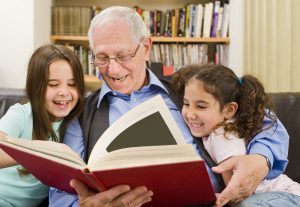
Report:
93,161,216,206
0,141,216,207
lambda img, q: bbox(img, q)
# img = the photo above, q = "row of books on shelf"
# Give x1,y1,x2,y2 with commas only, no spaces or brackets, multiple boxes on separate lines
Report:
65,43,229,78
135,0,229,38
51,1,229,38
151,43,229,75
51,5,101,36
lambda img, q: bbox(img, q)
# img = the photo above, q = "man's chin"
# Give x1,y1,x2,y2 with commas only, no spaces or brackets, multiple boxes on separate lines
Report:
109,85,131,95
107,79,127,90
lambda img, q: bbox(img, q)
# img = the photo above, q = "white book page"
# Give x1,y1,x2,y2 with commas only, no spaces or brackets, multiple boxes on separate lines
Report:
88,95,186,165
1,136,86,167
90,144,200,171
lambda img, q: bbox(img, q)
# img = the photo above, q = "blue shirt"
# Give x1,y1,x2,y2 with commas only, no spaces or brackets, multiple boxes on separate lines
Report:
49,70,289,207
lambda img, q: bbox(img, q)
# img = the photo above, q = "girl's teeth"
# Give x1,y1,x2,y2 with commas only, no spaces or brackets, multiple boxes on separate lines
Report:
55,101,70,105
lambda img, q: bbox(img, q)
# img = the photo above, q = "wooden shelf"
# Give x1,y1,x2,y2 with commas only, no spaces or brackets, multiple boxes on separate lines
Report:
51,35,230,43
84,74,101,83
51,35,88,42
84,75,102,91
151,36,230,43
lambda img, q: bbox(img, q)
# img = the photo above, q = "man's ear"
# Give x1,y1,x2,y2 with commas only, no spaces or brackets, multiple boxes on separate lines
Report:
142,37,152,61
224,102,238,119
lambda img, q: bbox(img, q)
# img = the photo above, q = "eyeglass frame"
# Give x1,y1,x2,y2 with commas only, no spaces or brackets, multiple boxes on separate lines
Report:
91,42,142,68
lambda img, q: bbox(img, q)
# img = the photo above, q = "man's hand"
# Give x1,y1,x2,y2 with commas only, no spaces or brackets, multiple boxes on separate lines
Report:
70,179,153,207
212,154,269,206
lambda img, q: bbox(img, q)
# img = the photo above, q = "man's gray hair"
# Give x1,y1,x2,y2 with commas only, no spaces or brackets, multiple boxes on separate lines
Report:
88,6,148,48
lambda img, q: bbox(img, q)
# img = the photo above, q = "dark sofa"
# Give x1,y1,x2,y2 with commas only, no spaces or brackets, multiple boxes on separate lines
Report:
0,89,300,197
268,92,300,183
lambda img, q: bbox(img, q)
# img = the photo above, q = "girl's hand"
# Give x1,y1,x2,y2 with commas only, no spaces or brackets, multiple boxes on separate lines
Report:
0,131,7,140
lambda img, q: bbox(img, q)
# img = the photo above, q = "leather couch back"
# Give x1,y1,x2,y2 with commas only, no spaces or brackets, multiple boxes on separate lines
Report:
0,88,25,118
269,92,300,183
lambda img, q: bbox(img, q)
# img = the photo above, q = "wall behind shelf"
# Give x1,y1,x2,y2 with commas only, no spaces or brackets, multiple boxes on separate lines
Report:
0,0,243,88
0,0,51,89
228,0,244,77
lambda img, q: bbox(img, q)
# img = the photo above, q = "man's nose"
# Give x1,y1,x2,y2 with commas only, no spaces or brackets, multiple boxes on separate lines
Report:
107,59,122,75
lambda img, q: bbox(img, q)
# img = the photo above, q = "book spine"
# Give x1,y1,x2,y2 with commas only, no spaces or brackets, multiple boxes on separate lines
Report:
82,168,106,192
202,3,213,38
211,1,221,37
221,3,230,37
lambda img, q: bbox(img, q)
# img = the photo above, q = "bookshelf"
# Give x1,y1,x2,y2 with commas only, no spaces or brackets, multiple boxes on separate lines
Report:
50,0,230,84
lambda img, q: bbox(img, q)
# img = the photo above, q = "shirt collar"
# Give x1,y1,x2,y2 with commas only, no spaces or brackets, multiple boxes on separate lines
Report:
97,69,169,108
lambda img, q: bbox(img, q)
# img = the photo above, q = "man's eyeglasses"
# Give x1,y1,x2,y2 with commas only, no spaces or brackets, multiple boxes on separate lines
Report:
92,43,141,68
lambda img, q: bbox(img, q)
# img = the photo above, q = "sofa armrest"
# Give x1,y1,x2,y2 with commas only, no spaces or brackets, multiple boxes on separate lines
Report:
269,92,300,183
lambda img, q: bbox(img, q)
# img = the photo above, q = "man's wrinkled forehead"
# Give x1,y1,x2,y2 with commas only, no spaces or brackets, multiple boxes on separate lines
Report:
90,20,135,49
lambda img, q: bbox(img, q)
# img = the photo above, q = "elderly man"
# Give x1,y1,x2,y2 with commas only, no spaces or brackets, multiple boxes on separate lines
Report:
49,6,289,207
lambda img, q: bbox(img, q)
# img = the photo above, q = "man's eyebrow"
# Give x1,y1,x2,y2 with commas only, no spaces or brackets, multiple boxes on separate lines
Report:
95,50,129,57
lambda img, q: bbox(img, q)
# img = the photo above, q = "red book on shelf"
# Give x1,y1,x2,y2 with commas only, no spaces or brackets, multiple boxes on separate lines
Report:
163,65,175,76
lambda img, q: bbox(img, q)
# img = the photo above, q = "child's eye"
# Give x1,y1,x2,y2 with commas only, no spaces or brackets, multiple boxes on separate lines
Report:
48,81,59,87
48,83,58,87
197,105,206,109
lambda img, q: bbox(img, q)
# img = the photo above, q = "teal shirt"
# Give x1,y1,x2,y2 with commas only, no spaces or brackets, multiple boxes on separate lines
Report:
0,103,61,207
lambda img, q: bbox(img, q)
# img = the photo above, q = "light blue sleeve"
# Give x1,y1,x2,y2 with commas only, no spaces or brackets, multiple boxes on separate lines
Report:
0,103,26,137
247,115,289,180
49,118,83,207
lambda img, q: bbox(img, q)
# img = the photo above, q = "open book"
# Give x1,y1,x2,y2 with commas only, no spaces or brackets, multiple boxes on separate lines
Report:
0,95,216,206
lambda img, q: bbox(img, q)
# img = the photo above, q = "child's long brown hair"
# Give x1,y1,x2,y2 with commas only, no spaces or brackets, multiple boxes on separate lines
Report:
171,64,277,142
26,44,85,142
